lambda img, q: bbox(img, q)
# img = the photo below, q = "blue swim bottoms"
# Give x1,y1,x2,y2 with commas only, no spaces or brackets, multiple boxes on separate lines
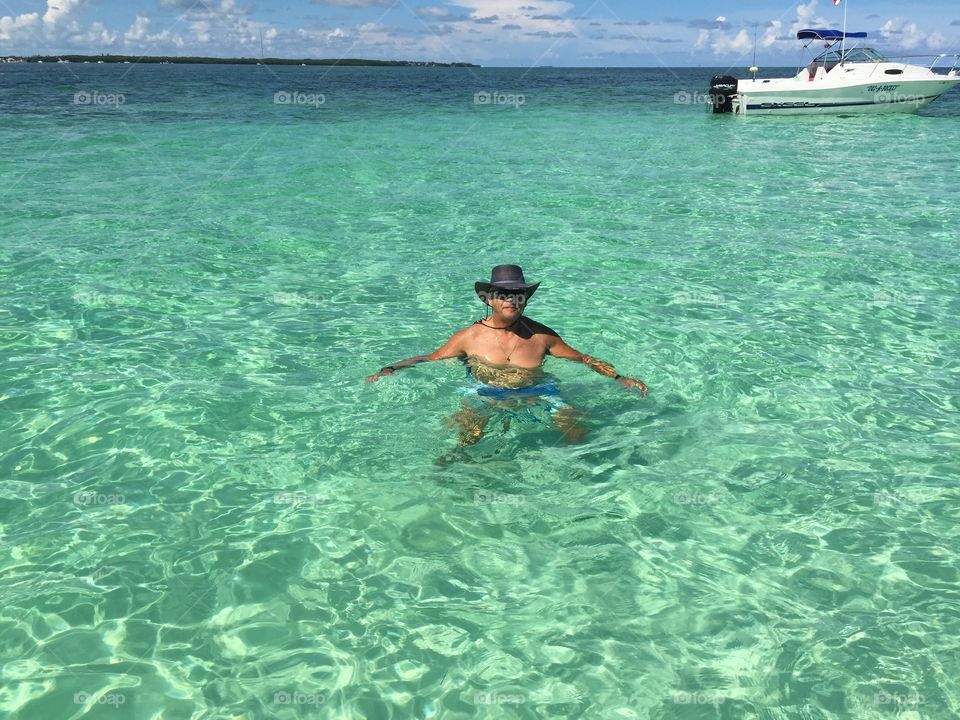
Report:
463,381,567,418
474,381,560,399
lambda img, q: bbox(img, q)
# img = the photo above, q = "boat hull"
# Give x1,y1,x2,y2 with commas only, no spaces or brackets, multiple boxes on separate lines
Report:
733,77,960,115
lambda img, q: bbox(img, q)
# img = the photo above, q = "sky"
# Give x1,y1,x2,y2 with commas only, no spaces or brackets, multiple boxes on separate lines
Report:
1,0,959,66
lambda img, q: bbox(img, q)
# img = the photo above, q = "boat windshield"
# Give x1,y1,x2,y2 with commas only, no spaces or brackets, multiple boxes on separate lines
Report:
812,46,887,64
841,47,887,63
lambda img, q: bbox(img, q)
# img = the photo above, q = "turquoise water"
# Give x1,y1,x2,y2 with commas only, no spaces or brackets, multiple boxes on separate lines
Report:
1,63,959,718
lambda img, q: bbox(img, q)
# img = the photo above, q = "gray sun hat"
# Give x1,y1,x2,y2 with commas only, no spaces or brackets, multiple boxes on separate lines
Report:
474,264,540,302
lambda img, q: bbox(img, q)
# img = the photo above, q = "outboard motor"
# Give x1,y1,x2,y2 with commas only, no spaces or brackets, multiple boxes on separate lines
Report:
709,75,738,113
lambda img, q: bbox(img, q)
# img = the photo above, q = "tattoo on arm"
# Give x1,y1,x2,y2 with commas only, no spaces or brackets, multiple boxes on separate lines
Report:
581,354,619,379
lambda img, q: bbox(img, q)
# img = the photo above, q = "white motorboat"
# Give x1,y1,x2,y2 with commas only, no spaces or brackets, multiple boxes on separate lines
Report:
710,29,960,115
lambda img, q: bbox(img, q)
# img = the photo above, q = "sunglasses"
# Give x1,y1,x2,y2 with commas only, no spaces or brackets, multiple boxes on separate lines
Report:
490,289,528,303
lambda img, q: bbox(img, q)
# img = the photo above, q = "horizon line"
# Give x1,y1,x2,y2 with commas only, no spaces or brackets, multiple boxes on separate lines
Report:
3,53,800,70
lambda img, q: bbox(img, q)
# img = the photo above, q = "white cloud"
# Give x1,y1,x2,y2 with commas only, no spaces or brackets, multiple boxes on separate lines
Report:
125,15,150,42
687,1,959,63
311,0,396,6
699,1,831,57
417,7,450,18
0,12,39,41
458,0,573,21
435,0,576,48
191,20,211,43
158,0,280,52
281,0,579,63
122,14,183,47
762,20,781,48
880,18,929,51
788,0,821,38
69,20,116,46
712,28,751,54
43,0,82,27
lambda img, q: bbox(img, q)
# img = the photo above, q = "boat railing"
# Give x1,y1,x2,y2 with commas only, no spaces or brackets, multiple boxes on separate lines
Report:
885,54,960,73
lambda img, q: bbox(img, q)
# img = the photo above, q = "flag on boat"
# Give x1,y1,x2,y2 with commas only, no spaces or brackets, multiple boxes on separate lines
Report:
833,0,841,5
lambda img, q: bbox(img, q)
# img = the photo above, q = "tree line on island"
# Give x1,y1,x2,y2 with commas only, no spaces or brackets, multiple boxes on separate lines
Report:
6,54,478,67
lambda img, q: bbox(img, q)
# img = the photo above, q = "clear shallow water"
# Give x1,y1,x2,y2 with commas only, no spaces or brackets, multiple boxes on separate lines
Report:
1,64,959,719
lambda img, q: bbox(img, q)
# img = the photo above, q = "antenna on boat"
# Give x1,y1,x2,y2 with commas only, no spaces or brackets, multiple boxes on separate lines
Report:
750,22,759,78
840,0,849,66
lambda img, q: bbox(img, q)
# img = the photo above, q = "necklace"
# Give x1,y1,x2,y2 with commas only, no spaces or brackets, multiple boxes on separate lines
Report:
496,330,522,362
476,316,519,330
477,317,524,362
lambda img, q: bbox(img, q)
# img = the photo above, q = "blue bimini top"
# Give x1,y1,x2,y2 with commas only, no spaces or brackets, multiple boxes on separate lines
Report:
796,29,867,41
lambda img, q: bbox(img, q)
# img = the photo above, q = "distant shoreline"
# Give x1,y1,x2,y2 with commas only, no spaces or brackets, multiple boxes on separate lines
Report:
2,54,479,67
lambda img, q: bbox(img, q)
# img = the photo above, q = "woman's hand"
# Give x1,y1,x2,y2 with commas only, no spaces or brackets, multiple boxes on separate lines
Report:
617,376,648,397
